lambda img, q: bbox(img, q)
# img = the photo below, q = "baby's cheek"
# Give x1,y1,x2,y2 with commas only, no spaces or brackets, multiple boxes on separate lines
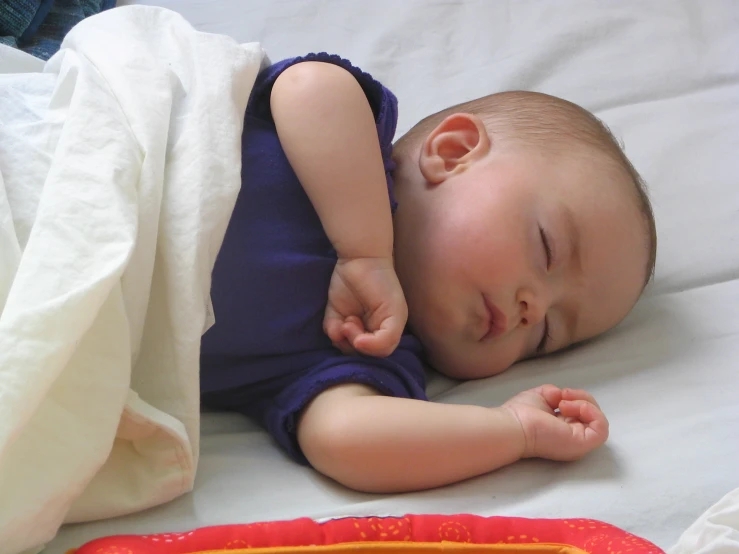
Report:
433,233,471,267
491,238,529,271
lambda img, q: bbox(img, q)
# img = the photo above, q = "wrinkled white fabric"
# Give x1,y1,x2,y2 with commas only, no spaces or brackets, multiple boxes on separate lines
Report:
0,6,262,553
669,488,739,554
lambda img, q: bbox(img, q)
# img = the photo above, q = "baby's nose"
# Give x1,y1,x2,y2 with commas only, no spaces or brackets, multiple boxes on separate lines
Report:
517,298,546,328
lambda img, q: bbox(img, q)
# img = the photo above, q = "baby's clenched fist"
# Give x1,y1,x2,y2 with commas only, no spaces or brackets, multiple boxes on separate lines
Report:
502,385,609,461
323,257,408,358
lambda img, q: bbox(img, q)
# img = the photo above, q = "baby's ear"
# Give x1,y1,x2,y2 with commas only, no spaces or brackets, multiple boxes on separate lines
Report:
419,113,491,184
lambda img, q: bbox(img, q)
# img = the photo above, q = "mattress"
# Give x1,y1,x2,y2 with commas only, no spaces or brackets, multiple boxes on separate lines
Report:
47,1,739,552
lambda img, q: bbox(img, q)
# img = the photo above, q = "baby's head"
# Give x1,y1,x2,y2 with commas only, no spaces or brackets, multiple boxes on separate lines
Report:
391,91,656,379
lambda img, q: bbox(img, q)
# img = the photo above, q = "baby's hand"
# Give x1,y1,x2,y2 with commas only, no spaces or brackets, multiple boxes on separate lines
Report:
324,257,408,358
502,385,609,461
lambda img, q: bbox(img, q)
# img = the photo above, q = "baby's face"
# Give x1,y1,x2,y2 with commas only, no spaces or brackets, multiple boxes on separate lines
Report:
394,147,648,379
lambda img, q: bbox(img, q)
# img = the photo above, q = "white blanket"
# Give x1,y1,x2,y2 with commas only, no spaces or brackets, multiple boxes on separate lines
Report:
0,7,262,554
670,487,739,554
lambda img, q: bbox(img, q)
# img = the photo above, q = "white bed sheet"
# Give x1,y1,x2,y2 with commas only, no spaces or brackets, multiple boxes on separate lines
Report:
47,1,739,552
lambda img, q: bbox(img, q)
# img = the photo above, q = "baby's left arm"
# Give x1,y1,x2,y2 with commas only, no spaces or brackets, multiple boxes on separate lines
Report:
297,383,609,493
271,61,406,357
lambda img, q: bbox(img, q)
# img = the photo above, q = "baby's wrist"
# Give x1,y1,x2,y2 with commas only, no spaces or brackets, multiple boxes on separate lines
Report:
332,232,394,263
335,254,395,269
500,405,531,459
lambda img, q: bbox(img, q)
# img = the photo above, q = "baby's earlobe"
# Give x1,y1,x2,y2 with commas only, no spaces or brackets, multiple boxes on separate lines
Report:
418,149,448,185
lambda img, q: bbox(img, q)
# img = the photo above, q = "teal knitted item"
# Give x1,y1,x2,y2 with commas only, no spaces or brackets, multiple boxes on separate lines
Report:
0,0,116,60
0,0,41,37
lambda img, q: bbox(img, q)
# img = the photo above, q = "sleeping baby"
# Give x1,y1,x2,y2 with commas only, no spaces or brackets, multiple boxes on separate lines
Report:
200,53,657,493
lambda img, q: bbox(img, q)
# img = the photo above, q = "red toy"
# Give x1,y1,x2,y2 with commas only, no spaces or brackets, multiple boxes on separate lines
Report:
69,513,664,553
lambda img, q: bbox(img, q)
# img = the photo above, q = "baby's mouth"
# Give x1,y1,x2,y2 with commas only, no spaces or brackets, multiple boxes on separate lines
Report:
481,295,507,341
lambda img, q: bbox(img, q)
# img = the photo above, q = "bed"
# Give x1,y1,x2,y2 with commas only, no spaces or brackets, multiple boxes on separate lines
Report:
42,0,739,552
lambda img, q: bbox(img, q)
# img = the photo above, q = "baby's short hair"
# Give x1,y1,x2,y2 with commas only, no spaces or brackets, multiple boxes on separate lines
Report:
395,91,657,288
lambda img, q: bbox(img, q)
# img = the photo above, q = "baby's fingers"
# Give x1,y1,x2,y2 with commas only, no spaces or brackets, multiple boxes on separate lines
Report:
340,317,365,345
324,315,358,355
561,388,601,409
324,315,347,346
536,384,563,411
350,318,403,358
352,331,401,358
559,400,610,442
332,337,357,356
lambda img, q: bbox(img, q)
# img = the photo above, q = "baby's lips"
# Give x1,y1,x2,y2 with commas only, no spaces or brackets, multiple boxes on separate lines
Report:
482,294,508,340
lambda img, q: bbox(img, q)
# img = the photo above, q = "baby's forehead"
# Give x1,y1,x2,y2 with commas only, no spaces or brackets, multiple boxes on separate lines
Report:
547,151,649,253
560,148,641,202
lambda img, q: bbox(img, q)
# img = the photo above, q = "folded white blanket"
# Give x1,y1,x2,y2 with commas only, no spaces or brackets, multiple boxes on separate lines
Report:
0,7,262,553
669,487,739,554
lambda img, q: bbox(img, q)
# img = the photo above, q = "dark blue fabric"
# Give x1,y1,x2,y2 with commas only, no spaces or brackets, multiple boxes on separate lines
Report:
200,54,427,464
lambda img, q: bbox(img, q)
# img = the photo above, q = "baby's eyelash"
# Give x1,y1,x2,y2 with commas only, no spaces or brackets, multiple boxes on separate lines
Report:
539,227,552,268
536,226,552,354
536,316,551,355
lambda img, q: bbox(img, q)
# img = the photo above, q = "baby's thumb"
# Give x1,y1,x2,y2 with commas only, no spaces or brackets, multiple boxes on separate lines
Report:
354,325,402,358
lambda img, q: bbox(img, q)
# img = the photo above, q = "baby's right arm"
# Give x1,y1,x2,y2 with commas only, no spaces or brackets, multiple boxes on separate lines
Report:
271,61,407,358
297,384,608,493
